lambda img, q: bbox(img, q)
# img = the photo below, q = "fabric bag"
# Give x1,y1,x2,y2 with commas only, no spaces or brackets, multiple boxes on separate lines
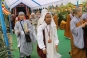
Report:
20,21,31,42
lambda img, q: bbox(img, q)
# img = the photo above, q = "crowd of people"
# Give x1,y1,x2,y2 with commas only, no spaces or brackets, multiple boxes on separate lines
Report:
63,6,87,58
9,5,87,58
12,9,60,58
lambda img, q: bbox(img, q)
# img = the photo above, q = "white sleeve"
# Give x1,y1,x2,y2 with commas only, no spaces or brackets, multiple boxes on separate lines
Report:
14,22,19,37
37,25,46,50
54,28,59,45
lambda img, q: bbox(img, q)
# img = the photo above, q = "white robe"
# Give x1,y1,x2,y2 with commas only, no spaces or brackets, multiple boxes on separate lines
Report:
14,20,36,57
37,22,61,58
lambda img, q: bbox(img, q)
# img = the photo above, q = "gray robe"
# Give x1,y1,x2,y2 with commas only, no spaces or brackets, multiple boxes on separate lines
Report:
14,20,36,57
70,16,84,49
82,12,87,20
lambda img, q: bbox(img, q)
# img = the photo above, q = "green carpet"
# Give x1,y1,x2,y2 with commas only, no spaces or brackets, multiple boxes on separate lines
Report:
58,29,71,58
12,29,71,58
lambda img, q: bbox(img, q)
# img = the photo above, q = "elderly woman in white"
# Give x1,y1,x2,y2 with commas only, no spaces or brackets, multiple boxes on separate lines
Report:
14,12,36,58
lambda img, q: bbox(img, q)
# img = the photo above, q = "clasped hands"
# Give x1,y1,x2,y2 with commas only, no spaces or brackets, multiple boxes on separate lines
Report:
82,22,87,28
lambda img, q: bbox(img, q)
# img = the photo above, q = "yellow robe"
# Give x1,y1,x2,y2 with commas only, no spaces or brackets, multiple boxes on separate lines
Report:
53,15,58,29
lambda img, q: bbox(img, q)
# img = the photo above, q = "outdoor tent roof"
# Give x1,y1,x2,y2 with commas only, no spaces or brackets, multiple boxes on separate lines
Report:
4,0,86,10
5,0,63,9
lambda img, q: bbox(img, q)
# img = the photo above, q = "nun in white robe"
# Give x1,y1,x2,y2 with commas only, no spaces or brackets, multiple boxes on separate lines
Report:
37,9,48,29
14,12,36,57
37,12,61,58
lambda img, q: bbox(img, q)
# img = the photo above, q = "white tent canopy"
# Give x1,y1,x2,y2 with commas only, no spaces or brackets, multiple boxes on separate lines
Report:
4,0,86,10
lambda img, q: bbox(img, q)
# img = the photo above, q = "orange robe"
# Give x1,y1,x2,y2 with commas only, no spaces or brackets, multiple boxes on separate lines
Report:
60,20,66,30
70,20,86,58
64,14,71,38
53,15,58,29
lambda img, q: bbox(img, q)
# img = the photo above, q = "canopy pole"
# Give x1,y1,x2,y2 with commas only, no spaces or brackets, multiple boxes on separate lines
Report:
15,7,16,16
0,1,11,58
76,0,79,8
5,3,13,34
26,6,28,15
8,14,13,34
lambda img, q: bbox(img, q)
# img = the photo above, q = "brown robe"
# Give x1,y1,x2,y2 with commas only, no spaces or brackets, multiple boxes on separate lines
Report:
64,14,71,38
37,30,46,58
70,19,86,58
53,15,58,29
60,20,66,30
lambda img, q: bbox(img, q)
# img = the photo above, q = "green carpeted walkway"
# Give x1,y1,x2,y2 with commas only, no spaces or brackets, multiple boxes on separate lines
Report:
12,29,71,58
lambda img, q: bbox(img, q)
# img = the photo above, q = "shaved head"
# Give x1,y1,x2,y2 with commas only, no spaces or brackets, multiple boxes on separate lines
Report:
73,8,81,15
74,8,82,18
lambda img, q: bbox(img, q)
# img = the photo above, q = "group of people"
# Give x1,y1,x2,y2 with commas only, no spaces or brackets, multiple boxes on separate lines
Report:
11,11,40,31
14,9,61,58
64,6,87,58
13,5,87,58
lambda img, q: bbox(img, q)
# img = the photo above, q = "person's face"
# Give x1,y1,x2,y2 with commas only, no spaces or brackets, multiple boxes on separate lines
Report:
19,14,25,20
31,14,35,18
70,10,73,15
77,10,82,17
44,13,51,25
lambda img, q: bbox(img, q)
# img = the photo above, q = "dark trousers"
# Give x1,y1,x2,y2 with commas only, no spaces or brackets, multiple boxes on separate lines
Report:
20,55,31,58
26,56,31,58
19,47,31,58
86,49,87,58
84,35,87,58
37,45,46,58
